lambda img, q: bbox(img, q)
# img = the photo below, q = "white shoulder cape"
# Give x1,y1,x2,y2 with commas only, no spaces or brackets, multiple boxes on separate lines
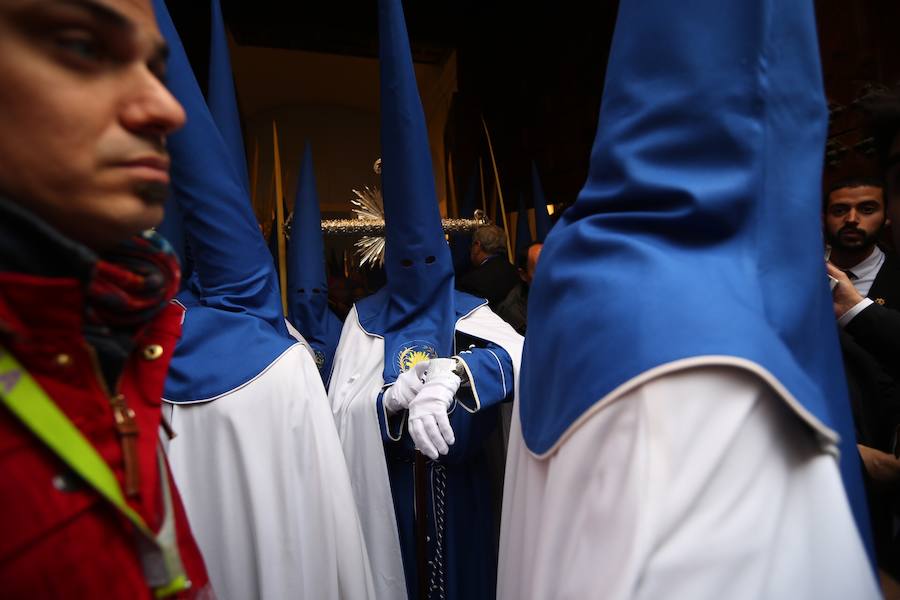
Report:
164,343,376,600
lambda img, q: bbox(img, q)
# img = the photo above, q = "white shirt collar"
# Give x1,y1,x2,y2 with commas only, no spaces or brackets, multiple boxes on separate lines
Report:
849,245,885,297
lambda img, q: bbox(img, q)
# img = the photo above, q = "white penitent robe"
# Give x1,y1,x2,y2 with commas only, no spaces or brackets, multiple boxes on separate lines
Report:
498,365,880,600
284,318,318,360
163,343,376,600
328,303,523,600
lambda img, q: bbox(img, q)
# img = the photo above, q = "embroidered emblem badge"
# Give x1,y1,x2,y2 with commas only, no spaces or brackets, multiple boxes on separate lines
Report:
313,350,326,370
396,341,437,374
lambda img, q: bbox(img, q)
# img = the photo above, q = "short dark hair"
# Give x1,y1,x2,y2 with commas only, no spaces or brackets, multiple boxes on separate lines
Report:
823,176,886,211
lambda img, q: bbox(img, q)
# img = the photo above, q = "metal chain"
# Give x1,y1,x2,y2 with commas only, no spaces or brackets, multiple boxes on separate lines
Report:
427,462,447,600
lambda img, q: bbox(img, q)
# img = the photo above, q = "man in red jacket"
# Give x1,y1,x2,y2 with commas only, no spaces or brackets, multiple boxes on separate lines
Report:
0,1,210,597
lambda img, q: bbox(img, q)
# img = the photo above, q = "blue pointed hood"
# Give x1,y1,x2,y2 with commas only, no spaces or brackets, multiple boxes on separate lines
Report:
287,142,342,380
531,161,552,242
355,0,482,383
207,0,249,193
451,168,479,275
156,196,191,287
515,192,533,259
153,0,294,403
267,214,281,278
518,0,873,559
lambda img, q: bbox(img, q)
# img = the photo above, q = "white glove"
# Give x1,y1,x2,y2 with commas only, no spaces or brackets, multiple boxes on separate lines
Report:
408,358,460,460
383,361,429,415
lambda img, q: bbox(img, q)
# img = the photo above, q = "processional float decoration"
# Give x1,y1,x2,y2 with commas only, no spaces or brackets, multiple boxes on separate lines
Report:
309,159,488,268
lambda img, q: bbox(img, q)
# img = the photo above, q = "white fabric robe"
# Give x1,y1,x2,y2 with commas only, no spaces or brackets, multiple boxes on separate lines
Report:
163,343,376,600
327,304,523,600
498,365,880,600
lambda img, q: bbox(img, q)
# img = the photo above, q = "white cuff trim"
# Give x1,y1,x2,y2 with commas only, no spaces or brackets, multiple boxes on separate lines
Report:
380,386,407,442
453,355,480,413
838,298,873,327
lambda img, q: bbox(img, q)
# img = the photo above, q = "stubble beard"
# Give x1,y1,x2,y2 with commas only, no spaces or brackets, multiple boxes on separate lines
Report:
826,226,880,254
134,180,170,206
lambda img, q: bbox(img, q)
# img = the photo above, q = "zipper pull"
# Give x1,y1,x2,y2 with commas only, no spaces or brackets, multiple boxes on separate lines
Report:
111,394,140,498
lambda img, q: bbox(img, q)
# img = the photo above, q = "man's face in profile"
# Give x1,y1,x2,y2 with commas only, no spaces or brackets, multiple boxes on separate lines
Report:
518,242,542,285
524,243,542,284
0,0,185,249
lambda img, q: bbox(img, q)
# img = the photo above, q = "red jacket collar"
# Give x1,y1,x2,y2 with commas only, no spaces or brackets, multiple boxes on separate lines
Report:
0,274,84,340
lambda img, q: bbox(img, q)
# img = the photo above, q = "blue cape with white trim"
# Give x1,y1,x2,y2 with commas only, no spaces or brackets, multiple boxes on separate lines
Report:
518,0,873,558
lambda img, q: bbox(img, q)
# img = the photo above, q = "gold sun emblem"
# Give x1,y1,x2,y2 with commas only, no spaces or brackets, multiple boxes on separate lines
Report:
875,298,887,306
398,345,436,373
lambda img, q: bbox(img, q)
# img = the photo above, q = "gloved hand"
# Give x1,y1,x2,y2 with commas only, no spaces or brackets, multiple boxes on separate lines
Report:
408,358,461,460
383,361,429,415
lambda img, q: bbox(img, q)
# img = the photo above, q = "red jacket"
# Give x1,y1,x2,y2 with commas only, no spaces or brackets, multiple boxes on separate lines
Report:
0,271,209,599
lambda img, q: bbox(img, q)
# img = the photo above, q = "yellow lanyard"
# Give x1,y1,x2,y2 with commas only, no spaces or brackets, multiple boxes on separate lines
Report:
0,345,189,598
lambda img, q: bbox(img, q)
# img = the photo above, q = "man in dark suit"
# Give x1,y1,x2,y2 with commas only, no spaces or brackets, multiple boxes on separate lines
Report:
456,224,521,310
839,326,900,581
496,242,543,335
827,93,900,583
827,92,900,379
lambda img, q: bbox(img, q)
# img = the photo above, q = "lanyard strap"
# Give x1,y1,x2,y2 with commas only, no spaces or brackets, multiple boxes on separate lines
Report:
0,345,188,598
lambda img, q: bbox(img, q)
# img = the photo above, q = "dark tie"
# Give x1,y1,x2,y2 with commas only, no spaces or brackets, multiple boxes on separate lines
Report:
842,269,858,280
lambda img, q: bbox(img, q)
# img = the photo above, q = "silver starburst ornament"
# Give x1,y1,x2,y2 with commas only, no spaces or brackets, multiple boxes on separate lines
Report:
351,185,386,268
319,158,489,268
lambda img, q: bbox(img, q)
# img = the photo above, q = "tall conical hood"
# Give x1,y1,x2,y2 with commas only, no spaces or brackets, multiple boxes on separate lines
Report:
153,0,294,403
288,143,328,294
267,214,281,277
516,0,873,560
531,161,552,242
207,0,249,193
379,0,453,292
451,167,479,275
515,192,533,259
287,142,342,380
355,0,471,384
155,196,193,291
156,196,187,278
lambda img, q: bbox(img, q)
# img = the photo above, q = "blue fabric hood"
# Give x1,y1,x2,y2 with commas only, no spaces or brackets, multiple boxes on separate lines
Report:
517,0,873,558
287,143,342,380
451,168,479,276
355,0,460,383
515,192,533,259
531,161,553,242
153,0,294,403
207,0,250,194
